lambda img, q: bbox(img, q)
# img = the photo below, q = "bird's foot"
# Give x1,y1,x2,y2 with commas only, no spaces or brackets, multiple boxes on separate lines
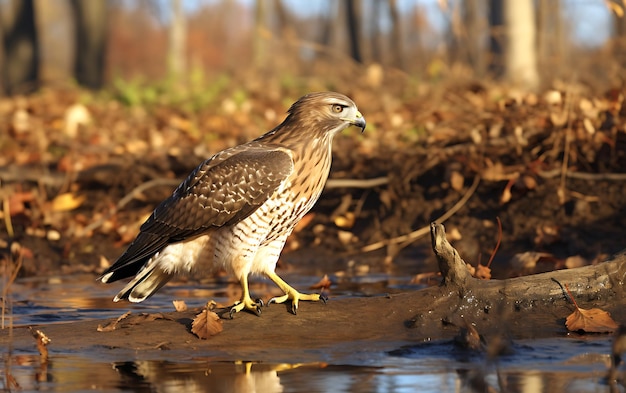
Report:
229,297,264,319
268,290,327,315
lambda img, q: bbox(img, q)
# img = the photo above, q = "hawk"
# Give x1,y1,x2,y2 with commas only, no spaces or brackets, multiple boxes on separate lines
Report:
99,92,366,316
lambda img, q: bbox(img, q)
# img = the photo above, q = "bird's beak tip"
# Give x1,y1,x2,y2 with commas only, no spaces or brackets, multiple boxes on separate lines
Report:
353,112,366,133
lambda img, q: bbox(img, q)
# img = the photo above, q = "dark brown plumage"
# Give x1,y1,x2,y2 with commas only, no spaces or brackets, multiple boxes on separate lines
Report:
100,92,366,316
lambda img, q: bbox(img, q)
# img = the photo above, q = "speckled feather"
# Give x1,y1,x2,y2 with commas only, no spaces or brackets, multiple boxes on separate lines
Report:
101,146,293,281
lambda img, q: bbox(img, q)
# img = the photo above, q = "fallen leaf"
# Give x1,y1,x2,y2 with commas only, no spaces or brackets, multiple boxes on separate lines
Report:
566,307,618,333
50,193,85,212
565,255,588,269
474,264,491,280
509,251,553,273
334,212,355,229
450,170,464,191
191,302,223,339
310,274,332,290
6,191,35,216
173,300,187,312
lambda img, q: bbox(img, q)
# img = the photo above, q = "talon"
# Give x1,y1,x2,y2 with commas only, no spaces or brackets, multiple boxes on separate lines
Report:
320,293,328,304
229,297,263,318
268,294,288,306
255,298,264,308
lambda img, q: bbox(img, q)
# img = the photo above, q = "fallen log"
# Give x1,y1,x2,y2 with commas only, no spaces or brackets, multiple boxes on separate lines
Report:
1,223,624,361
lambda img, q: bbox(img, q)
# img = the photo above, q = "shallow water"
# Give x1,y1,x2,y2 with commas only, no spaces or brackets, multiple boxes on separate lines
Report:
2,271,625,392
3,338,622,392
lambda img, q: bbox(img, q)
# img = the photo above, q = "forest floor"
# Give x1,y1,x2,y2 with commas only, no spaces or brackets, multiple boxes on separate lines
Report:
2,77,625,281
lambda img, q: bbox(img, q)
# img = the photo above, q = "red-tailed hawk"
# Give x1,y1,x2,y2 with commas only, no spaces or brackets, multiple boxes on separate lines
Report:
100,92,366,316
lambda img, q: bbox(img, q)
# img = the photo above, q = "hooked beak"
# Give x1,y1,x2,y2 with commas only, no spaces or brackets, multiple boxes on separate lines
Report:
343,110,366,133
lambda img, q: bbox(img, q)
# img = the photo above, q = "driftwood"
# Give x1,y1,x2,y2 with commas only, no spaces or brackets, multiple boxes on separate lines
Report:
2,223,625,361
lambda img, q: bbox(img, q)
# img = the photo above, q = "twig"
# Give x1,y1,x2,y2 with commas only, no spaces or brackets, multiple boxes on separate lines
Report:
361,175,480,253
558,90,576,204
2,197,13,238
486,217,502,268
326,177,389,189
537,169,626,181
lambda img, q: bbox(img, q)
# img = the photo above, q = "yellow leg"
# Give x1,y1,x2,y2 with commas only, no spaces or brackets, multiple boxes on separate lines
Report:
229,274,263,318
266,271,326,314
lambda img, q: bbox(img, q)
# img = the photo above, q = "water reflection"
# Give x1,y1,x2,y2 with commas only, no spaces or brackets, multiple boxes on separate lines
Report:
113,361,287,393
3,351,624,393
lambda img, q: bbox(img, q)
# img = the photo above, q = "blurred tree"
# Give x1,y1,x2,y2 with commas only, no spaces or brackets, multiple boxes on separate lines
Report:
254,0,269,69
274,0,299,68
345,0,362,63
1,0,39,95
537,0,563,81
168,0,186,80
70,0,108,89
611,0,626,65
488,0,504,77
462,0,486,77
370,0,382,63
489,0,539,89
388,0,404,69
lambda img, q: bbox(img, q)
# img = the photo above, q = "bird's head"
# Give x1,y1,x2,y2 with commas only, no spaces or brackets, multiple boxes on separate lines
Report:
285,92,366,136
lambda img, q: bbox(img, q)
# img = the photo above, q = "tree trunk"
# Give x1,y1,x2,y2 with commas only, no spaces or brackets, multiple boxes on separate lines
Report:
462,0,486,77
388,0,404,69
537,0,564,80
503,0,539,89
345,0,362,63
253,0,268,69
70,0,108,89
611,1,626,65
488,0,504,78
167,0,186,81
369,0,383,64
1,0,39,95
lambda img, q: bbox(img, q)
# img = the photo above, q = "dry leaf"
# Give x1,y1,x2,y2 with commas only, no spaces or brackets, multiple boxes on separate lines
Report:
566,307,618,333
29,327,51,362
64,103,91,138
450,171,464,191
334,212,355,229
7,191,35,216
474,264,491,280
50,193,85,212
97,311,131,332
173,300,187,312
191,302,223,339
565,255,588,269
310,274,332,290
509,251,553,273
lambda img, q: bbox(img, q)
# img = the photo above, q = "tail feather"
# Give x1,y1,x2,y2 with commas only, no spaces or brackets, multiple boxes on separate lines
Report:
113,263,173,303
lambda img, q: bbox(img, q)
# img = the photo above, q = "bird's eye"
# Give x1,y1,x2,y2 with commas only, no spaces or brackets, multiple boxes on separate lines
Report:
331,104,344,113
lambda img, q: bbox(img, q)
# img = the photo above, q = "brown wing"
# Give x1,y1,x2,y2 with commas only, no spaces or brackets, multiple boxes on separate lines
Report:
101,146,293,282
